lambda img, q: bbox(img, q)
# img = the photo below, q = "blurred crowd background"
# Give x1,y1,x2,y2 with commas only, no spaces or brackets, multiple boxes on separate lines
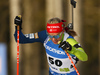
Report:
0,0,100,75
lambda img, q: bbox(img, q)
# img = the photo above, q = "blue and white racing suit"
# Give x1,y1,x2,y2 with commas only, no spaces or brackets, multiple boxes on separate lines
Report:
14,28,77,75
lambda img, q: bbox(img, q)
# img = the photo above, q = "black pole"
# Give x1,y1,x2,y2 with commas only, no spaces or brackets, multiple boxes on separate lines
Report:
66,0,77,30
72,5,74,29
70,0,77,29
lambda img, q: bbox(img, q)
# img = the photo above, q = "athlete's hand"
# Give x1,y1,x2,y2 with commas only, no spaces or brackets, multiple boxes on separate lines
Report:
59,41,72,51
14,16,22,25
14,15,22,29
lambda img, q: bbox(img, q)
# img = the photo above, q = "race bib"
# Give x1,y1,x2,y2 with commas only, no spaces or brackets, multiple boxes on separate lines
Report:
47,54,75,74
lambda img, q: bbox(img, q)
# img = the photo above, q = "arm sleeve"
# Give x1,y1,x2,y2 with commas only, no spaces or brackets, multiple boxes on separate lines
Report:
14,26,47,44
66,38,88,61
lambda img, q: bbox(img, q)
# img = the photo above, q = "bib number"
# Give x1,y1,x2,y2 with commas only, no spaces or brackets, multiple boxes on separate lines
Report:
48,57,62,67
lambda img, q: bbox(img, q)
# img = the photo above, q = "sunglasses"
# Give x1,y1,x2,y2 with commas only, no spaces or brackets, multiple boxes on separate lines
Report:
47,32,62,39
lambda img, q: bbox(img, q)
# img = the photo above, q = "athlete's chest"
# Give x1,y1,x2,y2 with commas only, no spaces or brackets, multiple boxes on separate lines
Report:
44,38,68,58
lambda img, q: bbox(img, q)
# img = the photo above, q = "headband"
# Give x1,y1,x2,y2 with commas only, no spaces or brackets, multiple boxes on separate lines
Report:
47,22,64,33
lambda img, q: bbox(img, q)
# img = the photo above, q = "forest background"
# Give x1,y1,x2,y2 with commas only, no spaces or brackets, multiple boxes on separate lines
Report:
0,0,100,75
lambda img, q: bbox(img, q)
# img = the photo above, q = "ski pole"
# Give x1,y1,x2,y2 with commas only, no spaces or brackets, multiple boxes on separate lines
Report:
16,15,21,75
65,50,80,75
67,0,77,30
69,0,77,29
58,41,80,75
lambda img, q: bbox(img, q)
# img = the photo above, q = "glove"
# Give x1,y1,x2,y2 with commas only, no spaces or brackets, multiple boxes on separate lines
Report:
14,16,22,29
59,41,72,51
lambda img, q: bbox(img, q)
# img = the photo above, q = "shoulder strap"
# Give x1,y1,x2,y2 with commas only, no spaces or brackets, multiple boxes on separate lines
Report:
63,32,74,41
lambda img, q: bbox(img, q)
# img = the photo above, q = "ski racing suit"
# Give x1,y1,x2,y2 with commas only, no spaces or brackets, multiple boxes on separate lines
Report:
14,27,88,75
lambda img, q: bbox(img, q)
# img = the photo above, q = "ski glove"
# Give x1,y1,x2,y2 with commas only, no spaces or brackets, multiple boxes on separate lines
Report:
59,41,72,51
14,16,22,29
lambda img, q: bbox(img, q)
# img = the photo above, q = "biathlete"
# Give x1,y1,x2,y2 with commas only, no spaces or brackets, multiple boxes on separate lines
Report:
14,16,88,75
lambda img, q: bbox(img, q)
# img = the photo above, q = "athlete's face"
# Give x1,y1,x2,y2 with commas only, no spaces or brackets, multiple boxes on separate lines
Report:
48,32,63,44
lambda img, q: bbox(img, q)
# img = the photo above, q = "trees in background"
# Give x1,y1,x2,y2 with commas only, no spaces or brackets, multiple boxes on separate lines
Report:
0,0,99,75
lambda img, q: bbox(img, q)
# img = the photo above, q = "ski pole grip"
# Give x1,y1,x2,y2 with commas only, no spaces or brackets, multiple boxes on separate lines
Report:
17,15,22,30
